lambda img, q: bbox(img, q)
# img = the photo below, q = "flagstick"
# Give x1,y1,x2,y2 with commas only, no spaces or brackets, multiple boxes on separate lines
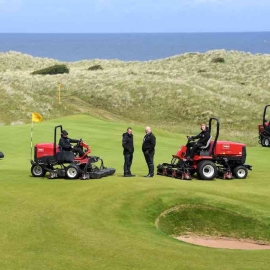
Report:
30,120,33,160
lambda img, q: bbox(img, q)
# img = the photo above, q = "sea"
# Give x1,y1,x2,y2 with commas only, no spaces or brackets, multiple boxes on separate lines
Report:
0,32,270,62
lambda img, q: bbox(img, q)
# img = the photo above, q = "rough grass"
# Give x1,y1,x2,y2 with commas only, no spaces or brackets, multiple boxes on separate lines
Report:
0,50,270,145
0,115,270,270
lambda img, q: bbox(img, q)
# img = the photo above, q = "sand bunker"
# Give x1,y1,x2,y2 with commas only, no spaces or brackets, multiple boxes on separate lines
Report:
176,235,270,250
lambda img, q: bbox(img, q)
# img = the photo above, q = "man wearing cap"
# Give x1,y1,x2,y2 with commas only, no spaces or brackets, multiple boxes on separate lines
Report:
142,126,156,177
59,130,84,157
122,127,135,177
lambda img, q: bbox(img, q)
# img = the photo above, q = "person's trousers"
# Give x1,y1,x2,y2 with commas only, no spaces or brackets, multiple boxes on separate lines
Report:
124,153,133,175
72,146,85,157
186,142,204,158
144,151,155,175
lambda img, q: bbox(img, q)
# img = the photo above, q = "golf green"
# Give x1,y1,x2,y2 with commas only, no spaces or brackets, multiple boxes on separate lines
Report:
0,115,269,270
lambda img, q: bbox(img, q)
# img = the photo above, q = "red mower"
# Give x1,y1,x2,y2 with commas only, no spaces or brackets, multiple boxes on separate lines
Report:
157,118,252,180
30,125,116,179
258,105,270,147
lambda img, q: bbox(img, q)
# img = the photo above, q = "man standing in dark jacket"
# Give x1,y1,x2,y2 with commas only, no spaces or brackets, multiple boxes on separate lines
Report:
122,127,135,177
186,123,211,158
59,130,84,157
142,126,156,177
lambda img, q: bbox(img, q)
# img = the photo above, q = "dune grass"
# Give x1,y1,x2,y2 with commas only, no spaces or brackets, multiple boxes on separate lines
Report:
0,50,270,145
0,115,270,270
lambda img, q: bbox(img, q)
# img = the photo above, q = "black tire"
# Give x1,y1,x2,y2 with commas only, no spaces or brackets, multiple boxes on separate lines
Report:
262,137,270,147
31,164,46,177
233,165,248,179
197,160,217,180
65,165,79,179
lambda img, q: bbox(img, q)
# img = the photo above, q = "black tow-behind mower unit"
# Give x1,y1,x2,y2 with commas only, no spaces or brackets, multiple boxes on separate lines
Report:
157,118,252,180
30,125,116,179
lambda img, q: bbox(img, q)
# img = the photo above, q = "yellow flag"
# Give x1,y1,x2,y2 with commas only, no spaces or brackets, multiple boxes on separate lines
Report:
32,112,43,123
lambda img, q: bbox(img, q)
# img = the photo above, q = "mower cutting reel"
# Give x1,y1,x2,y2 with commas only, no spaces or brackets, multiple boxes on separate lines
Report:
157,159,193,180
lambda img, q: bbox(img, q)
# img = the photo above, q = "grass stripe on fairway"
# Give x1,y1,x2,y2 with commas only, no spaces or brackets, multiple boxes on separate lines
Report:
0,115,269,270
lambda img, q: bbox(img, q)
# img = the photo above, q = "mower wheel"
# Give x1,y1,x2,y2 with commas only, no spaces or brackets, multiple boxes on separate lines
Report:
262,137,270,147
31,164,46,177
233,165,248,179
65,165,79,179
197,160,217,180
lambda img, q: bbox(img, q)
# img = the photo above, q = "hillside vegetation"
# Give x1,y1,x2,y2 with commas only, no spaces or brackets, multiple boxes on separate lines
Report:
0,50,270,145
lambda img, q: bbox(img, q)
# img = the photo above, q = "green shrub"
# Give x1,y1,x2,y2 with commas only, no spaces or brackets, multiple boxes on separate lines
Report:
197,69,207,73
88,65,103,71
31,65,69,75
211,57,225,63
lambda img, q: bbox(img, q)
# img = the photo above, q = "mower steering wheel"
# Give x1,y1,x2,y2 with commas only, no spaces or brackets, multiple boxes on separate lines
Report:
77,139,83,146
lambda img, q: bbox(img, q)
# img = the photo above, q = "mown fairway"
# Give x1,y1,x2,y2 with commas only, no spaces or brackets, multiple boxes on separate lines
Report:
0,115,270,270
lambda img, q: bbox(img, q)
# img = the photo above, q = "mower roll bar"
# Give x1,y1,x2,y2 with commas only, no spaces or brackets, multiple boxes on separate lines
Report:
263,105,270,128
208,118,220,156
54,125,63,156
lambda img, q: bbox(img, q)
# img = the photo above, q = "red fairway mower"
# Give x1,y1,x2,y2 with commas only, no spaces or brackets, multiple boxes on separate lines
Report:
30,125,116,179
157,118,252,180
258,105,270,147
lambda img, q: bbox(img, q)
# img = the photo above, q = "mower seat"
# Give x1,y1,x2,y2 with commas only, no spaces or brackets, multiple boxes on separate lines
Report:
199,136,212,156
56,151,74,164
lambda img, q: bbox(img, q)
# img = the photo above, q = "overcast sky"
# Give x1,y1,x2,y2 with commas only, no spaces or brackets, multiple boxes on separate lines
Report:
0,0,269,33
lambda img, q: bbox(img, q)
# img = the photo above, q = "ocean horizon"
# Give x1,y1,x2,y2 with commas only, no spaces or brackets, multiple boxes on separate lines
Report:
0,32,270,62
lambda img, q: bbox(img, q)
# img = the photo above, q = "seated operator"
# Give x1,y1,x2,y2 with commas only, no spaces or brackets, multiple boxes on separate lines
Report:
59,130,84,157
186,123,211,158
264,120,270,133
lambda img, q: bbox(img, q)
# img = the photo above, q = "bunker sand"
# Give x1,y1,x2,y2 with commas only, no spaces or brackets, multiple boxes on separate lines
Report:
177,235,270,250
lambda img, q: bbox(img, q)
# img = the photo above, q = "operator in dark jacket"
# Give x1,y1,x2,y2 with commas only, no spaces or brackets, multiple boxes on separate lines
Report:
186,123,211,158
59,130,84,157
122,127,135,177
264,120,270,134
142,126,156,177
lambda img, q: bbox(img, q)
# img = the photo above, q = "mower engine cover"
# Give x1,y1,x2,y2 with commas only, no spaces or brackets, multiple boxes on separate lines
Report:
35,143,59,159
214,141,246,157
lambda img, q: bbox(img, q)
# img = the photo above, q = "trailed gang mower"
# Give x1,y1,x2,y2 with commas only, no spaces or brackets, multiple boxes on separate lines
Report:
30,125,116,179
157,118,252,180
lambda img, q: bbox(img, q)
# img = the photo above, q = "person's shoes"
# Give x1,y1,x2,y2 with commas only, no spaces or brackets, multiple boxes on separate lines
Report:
129,174,136,177
124,174,131,177
144,174,154,177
